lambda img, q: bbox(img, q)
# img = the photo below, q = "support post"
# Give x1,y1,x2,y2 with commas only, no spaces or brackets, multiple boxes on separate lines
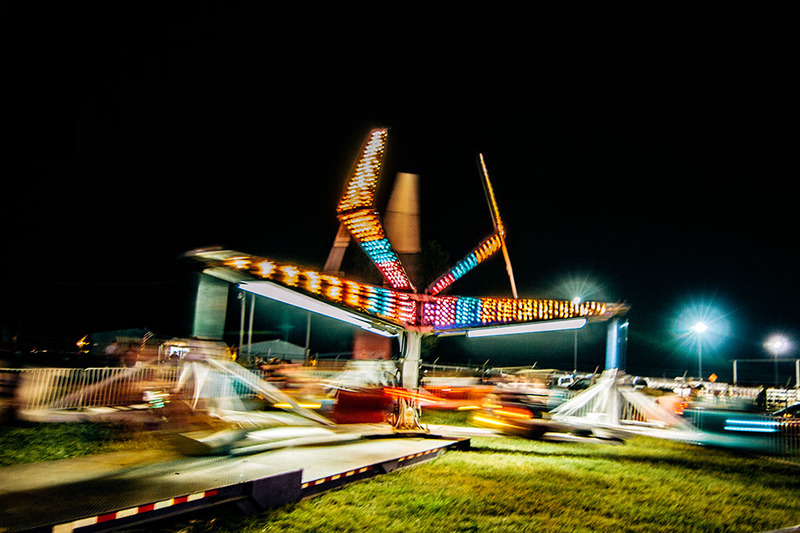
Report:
192,273,228,340
573,329,578,373
304,313,311,365
733,360,738,385
699,342,703,382
796,359,799,389
239,291,246,355
384,172,423,289
605,318,628,371
247,294,255,361
401,331,423,389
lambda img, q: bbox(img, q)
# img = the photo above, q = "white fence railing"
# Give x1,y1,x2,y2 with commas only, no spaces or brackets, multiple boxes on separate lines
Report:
12,367,185,412
766,388,798,411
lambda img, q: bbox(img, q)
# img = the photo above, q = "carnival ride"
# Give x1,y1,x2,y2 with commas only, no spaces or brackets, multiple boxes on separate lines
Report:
180,127,632,446
186,127,628,400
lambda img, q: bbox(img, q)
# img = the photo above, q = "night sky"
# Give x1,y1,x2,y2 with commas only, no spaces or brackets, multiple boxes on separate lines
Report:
5,6,796,382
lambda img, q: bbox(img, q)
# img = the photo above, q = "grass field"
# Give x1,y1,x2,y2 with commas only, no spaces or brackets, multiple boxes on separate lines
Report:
180,435,799,533
0,421,158,466
1,416,798,532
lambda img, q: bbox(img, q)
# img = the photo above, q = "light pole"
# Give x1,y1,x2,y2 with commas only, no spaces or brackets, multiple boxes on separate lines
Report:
764,334,790,387
572,296,581,373
691,321,708,380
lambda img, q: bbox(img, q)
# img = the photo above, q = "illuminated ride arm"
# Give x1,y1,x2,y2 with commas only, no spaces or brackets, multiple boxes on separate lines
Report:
425,154,516,297
335,128,415,292
185,249,622,337
425,233,503,295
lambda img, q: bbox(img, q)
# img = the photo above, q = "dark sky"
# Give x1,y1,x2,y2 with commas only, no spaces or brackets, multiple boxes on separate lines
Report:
4,5,797,381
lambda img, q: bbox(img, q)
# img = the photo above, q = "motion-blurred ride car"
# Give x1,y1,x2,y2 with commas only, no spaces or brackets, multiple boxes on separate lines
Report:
772,402,800,418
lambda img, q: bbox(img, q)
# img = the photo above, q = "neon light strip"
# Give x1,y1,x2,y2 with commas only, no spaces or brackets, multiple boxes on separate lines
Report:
724,418,780,433
725,419,780,426
467,318,587,337
479,153,505,236
722,426,779,433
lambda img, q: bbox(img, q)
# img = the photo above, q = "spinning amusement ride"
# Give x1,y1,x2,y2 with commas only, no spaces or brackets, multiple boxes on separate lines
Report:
187,128,629,388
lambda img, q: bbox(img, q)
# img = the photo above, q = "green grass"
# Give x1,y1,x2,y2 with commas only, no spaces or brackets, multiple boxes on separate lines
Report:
2,417,798,532
420,408,474,427
176,436,799,533
0,421,159,466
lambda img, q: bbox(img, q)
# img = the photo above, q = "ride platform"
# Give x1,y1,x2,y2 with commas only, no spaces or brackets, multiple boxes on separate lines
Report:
0,426,468,532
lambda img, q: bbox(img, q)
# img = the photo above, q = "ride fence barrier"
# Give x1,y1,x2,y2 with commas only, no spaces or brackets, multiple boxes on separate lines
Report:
6,365,313,416
10,366,184,412
766,387,798,411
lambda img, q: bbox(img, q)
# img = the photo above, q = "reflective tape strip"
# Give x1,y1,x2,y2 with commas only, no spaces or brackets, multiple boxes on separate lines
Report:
299,450,441,490
399,449,438,462
301,466,374,489
51,489,219,532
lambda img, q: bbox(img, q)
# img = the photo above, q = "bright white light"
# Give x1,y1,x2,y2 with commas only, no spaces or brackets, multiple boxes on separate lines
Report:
239,281,397,338
763,334,791,356
556,273,607,303
672,297,732,356
572,296,582,306
467,318,587,338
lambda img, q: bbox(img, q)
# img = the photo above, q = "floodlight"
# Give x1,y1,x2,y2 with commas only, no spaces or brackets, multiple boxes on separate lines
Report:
764,334,790,356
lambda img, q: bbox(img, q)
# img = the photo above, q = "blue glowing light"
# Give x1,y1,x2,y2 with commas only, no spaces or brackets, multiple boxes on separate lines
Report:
455,297,481,327
360,238,398,264
451,255,478,280
724,418,780,433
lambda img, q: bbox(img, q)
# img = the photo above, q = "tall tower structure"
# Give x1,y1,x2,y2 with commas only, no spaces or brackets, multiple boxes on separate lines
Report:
383,172,422,289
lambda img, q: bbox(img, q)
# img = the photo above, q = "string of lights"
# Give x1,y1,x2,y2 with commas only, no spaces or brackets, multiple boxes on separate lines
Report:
220,254,612,333
335,128,415,291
